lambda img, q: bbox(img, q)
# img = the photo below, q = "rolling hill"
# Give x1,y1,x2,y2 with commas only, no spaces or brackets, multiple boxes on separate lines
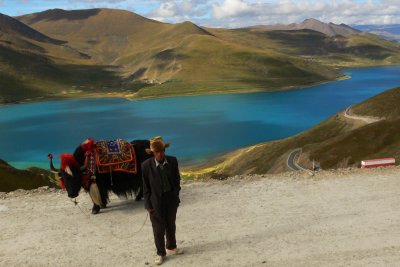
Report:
0,12,145,103
247,18,361,37
0,12,65,45
186,86,400,178
354,24,400,41
234,25,400,67
0,8,399,103
0,159,58,192
15,9,342,98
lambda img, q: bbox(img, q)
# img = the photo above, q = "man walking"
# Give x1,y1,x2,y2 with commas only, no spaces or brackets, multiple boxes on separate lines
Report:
142,136,183,265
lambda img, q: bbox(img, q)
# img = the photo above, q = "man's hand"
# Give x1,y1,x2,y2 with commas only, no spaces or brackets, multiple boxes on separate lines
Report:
146,208,154,213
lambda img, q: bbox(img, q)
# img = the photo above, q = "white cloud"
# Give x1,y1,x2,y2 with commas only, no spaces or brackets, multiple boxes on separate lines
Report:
148,0,210,23
145,0,400,28
207,0,400,27
152,1,177,18
212,0,254,19
67,0,127,3
6,0,400,27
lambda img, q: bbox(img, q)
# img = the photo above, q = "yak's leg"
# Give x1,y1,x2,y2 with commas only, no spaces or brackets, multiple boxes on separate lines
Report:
90,175,109,214
89,183,104,215
100,183,109,208
92,204,100,214
98,180,108,209
135,186,143,201
135,178,143,201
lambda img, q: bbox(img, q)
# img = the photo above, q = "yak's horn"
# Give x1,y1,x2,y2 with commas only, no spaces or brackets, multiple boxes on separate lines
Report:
48,154,60,174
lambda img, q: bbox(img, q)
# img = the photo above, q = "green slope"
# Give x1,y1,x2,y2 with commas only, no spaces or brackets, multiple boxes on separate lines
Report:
305,86,400,169
0,44,148,103
0,8,396,103
306,118,400,169
13,8,400,101
0,159,58,192
187,86,400,178
209,28,400,67
0,11,153,103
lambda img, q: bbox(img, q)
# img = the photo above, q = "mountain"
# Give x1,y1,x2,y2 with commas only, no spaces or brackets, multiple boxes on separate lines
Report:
0,9,399,103
0,11,139,103
353,24,400,41
13,9,345,100
248,18,361,37
0,13,65,45
188,86,400,177
0,159,58,192
16,8,208,64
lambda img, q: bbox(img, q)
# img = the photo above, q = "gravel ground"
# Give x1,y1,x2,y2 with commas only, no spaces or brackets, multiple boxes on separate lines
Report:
1,166,400,267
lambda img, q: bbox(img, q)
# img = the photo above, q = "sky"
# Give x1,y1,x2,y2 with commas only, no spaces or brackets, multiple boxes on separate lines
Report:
1,0,400,28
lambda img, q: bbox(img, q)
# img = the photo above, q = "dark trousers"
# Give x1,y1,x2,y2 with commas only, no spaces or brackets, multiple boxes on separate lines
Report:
150,192,178,256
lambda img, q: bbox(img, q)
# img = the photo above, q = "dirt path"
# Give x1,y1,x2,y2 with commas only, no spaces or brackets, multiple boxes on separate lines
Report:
1,167,400,266
344,105,383,124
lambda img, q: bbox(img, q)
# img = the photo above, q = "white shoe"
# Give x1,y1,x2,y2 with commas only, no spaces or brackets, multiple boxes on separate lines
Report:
155,255,165,265
166,248,184,255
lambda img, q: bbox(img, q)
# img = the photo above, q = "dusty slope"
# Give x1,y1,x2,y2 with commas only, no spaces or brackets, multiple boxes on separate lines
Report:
1,166,400,266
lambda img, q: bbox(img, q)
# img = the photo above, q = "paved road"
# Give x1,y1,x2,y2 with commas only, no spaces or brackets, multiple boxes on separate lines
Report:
344,105,383,123
287,148,302,171
287,106,382,173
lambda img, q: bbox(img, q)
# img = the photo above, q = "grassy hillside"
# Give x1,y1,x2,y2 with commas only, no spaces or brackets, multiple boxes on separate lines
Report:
304,86,400,169
0,44,149,103
247,18,361,37
16,9,342,96
0,13,64,45
215,28,400,67
9,8,400,102
134,33,341,98
187,86,400,178
0,11,152,103
352,86,400,119
305,118,400,169
0,159,58,192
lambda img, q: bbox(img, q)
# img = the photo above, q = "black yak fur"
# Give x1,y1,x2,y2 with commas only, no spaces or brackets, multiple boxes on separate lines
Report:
73,139,151,213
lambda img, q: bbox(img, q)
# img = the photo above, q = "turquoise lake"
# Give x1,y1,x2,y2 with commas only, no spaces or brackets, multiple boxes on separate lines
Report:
1,66,400,169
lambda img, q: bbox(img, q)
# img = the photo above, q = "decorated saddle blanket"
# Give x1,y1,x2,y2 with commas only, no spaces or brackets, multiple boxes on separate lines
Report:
95,139,137,174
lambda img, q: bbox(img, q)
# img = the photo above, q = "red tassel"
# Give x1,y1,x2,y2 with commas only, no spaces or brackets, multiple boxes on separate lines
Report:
59,178,65,189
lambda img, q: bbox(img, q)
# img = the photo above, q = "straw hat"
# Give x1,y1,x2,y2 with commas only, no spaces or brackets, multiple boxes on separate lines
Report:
146,136,170,154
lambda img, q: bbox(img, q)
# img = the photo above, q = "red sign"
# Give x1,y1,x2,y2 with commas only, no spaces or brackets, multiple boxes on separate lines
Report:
361,158,395,168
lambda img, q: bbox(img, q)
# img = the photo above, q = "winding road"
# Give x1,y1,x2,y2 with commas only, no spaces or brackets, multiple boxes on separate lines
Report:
287,148,304,171
344,105,383,123
287,105,384,172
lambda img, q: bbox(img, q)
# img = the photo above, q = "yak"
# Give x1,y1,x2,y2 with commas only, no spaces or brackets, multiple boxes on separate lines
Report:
49,138,152,214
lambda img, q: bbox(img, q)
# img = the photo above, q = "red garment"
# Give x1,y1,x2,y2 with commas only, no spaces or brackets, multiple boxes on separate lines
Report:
81,138,95,152
59,153,79,170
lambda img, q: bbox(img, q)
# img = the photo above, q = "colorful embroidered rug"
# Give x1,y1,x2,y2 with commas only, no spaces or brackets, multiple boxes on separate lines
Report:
95,139,137,174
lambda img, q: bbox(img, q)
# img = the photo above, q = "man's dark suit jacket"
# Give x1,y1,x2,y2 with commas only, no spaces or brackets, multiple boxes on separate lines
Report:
142,155,181,218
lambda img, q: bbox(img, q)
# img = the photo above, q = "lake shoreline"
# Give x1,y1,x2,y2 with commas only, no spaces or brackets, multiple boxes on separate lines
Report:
2,65,399,171
3,61,400,107
0,74,350,171
0,74,352,107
